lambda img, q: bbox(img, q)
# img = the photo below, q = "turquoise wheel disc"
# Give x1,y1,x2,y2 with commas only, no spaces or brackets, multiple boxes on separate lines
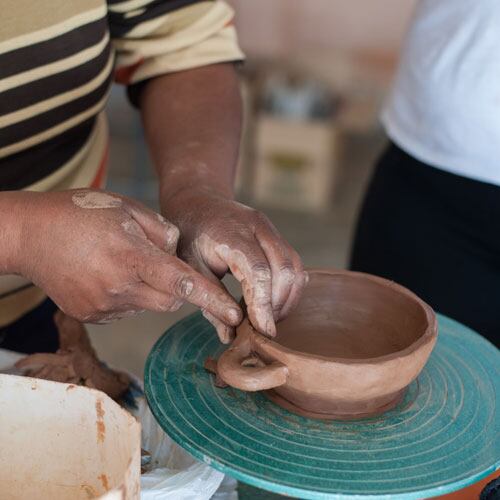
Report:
145,314,500,499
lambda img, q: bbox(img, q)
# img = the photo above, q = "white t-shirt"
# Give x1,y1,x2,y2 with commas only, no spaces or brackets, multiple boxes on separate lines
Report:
381,0,500,186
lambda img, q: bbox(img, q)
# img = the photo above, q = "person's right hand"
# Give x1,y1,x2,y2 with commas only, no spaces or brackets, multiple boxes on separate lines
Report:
11,189,242,329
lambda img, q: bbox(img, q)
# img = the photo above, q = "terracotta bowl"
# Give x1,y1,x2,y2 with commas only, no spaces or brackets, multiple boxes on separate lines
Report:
217,269,438,420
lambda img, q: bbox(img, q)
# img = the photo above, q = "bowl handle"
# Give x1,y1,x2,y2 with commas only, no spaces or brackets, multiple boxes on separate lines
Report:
217,335,288,392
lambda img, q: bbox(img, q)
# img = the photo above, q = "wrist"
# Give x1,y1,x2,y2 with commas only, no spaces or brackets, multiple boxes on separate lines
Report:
160,179,233,213
158,150,236,206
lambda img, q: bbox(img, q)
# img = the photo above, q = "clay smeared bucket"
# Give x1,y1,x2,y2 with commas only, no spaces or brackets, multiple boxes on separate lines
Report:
217,269,438,419
0,374,141,499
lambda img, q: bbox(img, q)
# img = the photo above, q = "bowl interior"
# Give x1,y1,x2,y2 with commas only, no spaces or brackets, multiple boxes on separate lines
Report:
275,271,430,359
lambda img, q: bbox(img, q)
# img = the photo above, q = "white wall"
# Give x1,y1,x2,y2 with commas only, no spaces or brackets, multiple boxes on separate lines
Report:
228,0,417,56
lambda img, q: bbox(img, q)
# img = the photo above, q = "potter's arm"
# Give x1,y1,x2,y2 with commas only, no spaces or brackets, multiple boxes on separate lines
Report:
139,64,308,343
0,189,241,326
139,64,241,207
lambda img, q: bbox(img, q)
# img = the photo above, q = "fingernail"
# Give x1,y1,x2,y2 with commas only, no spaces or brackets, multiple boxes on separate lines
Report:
266,320,276,337
227,307,242,324
178,277,194,297
165,226,180,249
170,300,183,312
303,271,310,285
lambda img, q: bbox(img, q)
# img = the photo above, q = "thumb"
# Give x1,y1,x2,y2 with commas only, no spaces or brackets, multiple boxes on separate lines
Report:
188,256,237,344
125,201,179,255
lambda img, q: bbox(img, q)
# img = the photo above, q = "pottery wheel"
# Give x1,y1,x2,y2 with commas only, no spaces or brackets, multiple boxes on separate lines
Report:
145,313,500,499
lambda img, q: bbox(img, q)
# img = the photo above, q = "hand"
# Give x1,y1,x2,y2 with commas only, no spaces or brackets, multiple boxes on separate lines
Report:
162,189,308,342
12,189,242,326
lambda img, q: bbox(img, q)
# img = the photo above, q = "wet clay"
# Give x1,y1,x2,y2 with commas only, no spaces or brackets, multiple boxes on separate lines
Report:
204,357,228,388
215,269,438,420
72,191,122,209
275,272,428,359
16,311,130,401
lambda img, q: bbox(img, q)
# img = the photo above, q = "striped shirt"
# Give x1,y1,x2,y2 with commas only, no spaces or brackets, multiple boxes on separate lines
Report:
0,0,243,326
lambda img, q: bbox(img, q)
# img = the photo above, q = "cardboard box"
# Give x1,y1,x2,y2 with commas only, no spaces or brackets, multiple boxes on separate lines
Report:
253,115,340,212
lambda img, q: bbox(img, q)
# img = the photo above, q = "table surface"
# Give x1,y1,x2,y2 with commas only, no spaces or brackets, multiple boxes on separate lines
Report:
145,313,500,499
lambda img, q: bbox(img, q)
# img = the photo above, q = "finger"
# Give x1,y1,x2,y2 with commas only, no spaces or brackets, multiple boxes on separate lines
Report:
127,283,184,313
215,239,275,337
94,310,146,324
256,226,300,317
202,310,234,344
279,270,309,320
137,253,242,326
124,201,179,254
186,256,235,343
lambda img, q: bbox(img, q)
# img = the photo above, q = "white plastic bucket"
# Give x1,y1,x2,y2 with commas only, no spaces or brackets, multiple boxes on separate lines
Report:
0,374,141,499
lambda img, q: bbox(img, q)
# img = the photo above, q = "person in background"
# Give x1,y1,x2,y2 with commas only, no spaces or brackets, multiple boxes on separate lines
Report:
350,0,499,348
0,0,307,353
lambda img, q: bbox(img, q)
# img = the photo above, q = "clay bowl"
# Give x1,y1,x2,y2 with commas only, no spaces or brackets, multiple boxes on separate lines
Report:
217,269,438,420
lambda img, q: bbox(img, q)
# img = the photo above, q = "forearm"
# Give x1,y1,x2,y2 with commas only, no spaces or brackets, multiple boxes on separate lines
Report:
138,63,243,212
0,192,27,274
138,64,306,337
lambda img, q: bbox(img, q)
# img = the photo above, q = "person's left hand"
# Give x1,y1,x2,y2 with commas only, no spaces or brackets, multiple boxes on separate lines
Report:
162,189,308,343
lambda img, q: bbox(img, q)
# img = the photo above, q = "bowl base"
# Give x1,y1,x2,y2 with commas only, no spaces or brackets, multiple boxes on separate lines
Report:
264,388,407,421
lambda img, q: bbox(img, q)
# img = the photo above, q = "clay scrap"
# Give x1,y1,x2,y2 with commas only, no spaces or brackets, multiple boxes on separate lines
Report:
15,311,130,401
203,357,228,388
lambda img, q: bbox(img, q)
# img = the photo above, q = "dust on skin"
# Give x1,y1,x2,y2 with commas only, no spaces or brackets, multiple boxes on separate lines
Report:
72,191,122,209
120,219,147,238
167,161,209,176
15,311,130,401
202,309,233,344
95,309,146,324
196,233,276,336
158,219,180,254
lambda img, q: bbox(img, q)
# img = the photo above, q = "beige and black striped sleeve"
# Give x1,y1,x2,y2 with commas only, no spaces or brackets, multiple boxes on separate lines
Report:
109,0,244,98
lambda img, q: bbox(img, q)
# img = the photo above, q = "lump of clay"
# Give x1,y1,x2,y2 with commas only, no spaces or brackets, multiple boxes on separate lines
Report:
15,311,130,401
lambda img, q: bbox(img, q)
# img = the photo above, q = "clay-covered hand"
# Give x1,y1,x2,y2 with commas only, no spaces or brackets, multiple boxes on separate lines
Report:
162,189,307,342
11,189,242,325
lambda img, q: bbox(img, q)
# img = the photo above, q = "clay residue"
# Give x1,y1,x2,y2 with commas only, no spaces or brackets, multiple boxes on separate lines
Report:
72,191,122,209
15,311,130,401
96,399,105,419
121,219,145,238
81,484,99,498
96,400,106,443
98,473,109,491
204,357,228,388
141,448,152,474
197,233,275,337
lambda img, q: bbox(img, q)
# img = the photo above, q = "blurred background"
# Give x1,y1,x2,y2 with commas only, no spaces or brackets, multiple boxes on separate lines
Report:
89,0,418,376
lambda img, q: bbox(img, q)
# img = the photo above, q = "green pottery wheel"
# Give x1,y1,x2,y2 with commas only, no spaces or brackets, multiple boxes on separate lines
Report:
145,313,500,499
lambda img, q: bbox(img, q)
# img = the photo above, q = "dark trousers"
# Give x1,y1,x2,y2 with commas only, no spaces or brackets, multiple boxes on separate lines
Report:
350,143,500,347
0,298,59,353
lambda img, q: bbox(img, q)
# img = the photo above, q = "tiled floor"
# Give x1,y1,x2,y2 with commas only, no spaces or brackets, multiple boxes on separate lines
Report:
88,87,386,379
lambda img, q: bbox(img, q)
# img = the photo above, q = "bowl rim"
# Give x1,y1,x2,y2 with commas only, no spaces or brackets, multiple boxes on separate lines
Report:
247,268,438,365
